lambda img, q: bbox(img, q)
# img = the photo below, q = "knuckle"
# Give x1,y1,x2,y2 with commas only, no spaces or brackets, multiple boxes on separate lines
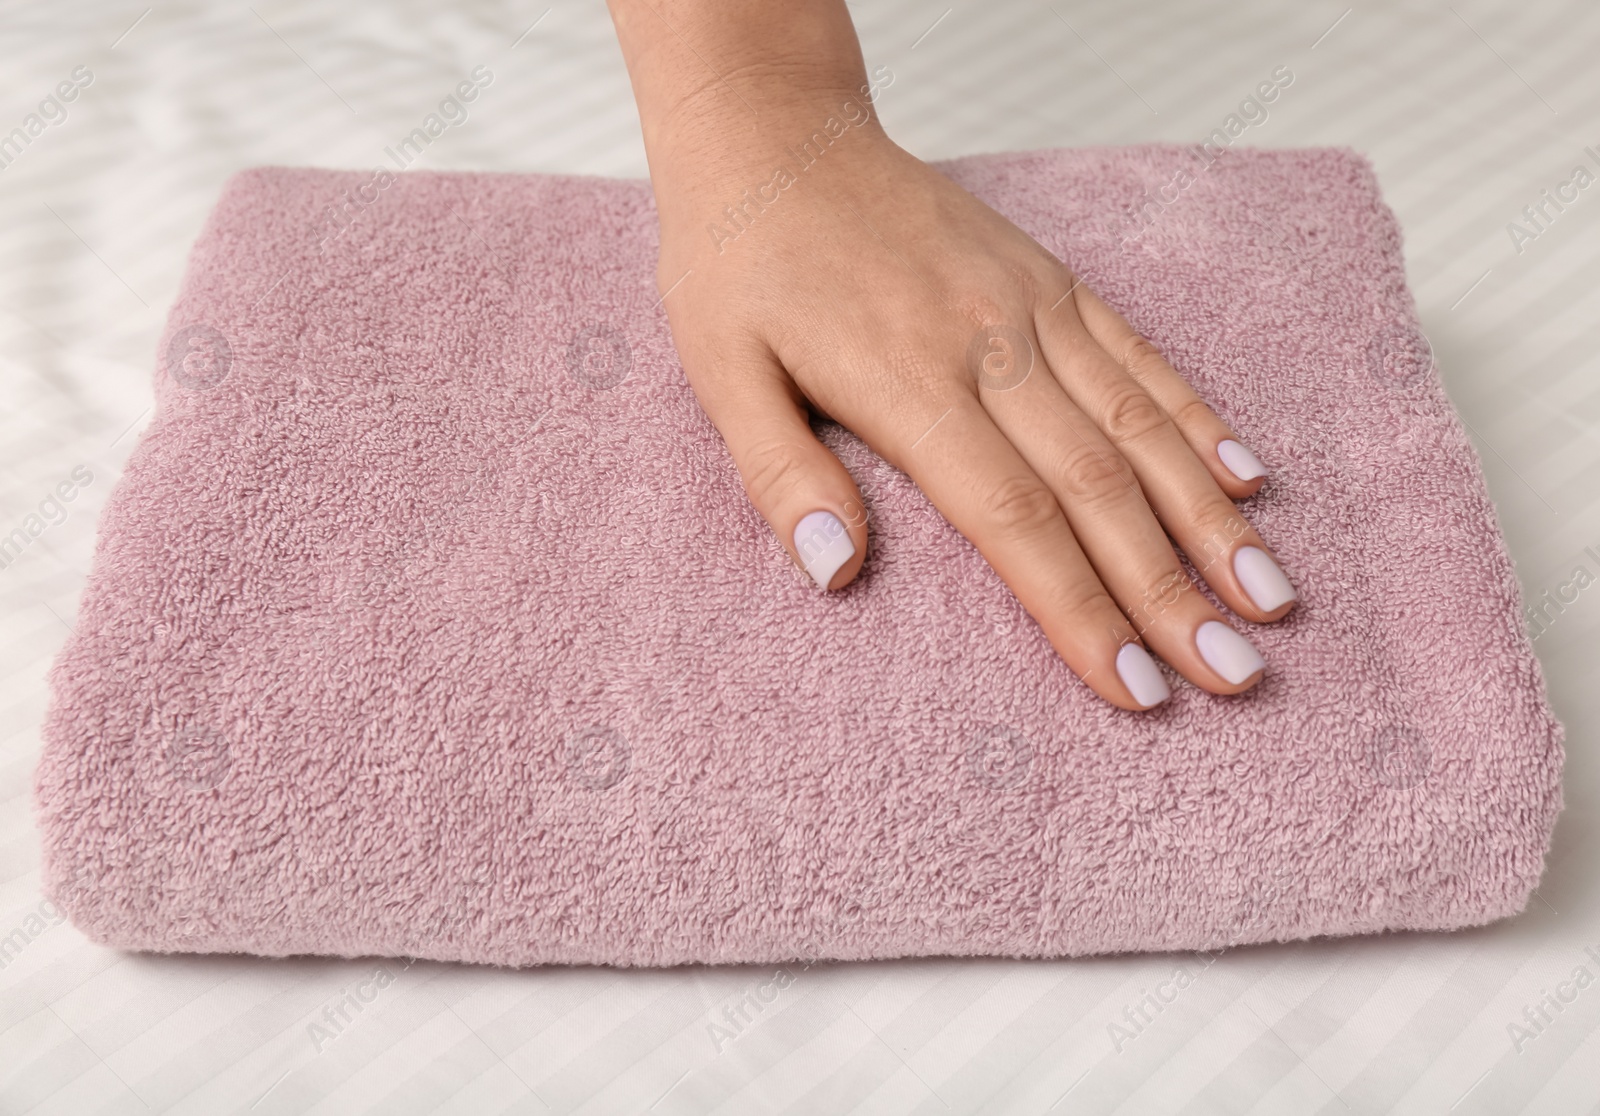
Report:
1142,567,1193,608
1128,567,1194,626
741,440,813,509
1183,506,1252,573
1051,579,1121,629
952,277,1033,331
947,289,1024,337
1101,385,1171,443
1172,396,1217,428
954,292,1011,325
1122,334,1167,375
1006,262,1048,304
1054,441,1136,502
979,474,1062,537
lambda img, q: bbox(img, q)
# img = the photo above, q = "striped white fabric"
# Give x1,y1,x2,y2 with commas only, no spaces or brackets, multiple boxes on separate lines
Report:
1,1,1595,1112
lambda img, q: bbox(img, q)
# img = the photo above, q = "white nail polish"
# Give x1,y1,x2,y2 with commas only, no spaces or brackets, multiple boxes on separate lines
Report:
1116,643,1171,708
1217,439,1267,481
1233,546,1297,612
1195,620,1266,684
794,510,855,591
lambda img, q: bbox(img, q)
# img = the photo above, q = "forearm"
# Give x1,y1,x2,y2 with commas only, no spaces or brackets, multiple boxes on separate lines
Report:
605,0,885,224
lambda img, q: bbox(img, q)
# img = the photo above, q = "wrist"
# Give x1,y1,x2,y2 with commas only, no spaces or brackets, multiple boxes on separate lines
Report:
646,66,894,203
605,0,894,218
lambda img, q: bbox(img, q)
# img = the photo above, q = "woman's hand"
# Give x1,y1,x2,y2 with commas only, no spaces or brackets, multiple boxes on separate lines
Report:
608,0,1297,710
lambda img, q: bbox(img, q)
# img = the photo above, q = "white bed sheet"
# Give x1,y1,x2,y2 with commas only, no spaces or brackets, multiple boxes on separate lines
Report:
2,1,1597,1112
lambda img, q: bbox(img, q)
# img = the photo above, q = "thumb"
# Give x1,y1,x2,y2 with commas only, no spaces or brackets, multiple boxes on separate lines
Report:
691,348,867,591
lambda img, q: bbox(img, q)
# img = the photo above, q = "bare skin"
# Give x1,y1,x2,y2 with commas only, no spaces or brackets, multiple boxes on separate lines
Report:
606,0,1297,710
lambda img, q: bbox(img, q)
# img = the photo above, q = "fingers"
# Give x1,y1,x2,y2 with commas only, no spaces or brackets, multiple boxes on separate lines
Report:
973,330,1265,695
877,391,1172,711
1070,283,1271,498
688,343,867,591
1035,288,1298,628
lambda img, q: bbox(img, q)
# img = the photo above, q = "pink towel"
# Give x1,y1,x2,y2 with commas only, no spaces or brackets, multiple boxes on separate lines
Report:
35,147,1564,967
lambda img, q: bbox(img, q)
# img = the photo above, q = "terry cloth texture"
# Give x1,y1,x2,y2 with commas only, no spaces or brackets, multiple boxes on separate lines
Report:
35,147,1564,967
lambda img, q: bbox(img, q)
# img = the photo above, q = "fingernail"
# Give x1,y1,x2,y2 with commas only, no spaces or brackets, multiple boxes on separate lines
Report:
1195,620,1266,685
1217,439,1267,481
1116,643,1171,708
794,510,855,591
1233,545,1297,612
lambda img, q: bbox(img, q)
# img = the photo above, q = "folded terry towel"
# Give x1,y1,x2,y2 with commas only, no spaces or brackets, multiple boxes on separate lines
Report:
36,146,1563,967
